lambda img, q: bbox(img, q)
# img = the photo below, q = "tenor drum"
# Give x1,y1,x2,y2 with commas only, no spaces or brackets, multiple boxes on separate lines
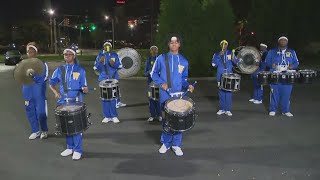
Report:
55,102,91,135
220,73,241,92
257,71,271,85
99,79,119,101
163,97,196,133
148,81,159,101
298,69,317,84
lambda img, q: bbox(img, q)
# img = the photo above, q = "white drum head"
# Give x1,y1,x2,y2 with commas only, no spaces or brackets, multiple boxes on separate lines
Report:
167,99,193,113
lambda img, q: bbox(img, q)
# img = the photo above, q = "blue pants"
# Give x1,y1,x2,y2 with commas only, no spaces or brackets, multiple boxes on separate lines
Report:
66,133,82,154
102,100,118,118
252,76,263,101
149,99,161,118
218,89,232,111
160,102,182,148
24,97,48,133
270,84,293,113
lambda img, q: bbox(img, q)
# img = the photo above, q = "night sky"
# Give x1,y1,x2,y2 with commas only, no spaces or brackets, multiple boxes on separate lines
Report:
0,0,251,24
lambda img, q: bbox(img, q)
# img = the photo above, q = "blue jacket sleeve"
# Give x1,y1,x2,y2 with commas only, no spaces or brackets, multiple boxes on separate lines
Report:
182,61,189,89
144,58,150,77
49,68,60,86
150,55,165,86
33,62,48,83
93,54,103,72
291,50,299,69
265,50,273,69
212,53,218,67
79,69,88,94
112,55,122,69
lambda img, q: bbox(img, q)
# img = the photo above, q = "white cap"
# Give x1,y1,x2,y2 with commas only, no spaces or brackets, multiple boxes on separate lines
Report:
260,43,267,48
26,45,38,52
150,45,158,50
278,36,288,42
63,48,76,55
171,36,178,41
103,42,112,47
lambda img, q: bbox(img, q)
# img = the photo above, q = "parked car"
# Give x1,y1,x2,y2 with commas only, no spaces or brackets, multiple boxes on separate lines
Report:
4,50,23,65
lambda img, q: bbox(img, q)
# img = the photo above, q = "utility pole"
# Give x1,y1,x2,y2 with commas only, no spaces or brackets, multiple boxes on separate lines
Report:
50,17,53,53
54,18,58,54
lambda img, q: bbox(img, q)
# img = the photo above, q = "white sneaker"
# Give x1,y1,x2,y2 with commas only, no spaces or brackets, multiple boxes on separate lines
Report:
172,146,184,156
216,110,225,115
225,111,233,116
159,144,169,154
60,149,73,157
283,112,294,117
102,118,111,123
40,131,48,139
112,117,120,123
117,102,126,108
269,111,276,116
158,116,162,122
147,117,154,122
29,131,41,140
253,100,262,104
249,99,255,102
72,152,82,160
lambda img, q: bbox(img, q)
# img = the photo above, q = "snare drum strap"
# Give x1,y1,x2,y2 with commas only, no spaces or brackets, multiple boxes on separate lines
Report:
165,53,172,89
103,54,109,78
61,66,68,93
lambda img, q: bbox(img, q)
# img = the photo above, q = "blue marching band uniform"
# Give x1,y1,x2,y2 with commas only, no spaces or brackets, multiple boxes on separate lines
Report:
50,48,88,160
151,51,190,156
145,48,162,122
19,35,301,160
93,42,122,123
249,43,268,104
266,37,299,117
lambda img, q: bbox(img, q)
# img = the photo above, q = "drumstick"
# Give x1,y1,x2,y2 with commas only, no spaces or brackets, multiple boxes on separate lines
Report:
68,88,96,91
180,81,197,98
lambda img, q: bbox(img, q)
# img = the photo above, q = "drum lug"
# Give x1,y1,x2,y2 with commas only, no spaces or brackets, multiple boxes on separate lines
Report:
55,124,61,135
87,113,92,126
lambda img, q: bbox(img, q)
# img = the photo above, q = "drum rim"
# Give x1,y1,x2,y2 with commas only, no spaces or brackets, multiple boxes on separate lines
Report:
55,102,86,112
99,79,119,87
164,96,195,115
163,118,196,133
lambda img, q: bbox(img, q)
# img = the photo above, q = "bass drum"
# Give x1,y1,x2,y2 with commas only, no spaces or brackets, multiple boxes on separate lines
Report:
117,48,142,78
233,46,261,74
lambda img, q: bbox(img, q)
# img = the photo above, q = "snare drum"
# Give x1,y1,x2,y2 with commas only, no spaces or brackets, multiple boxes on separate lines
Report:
280,71,299,84
163,96,196,133
220,73,241,92
148,81,159,101
257,71,271,85
55,102,91,135
298,69,317,84
99,79,119,101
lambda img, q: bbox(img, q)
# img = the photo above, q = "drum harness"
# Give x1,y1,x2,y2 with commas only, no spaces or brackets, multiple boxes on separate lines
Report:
61,65,80,102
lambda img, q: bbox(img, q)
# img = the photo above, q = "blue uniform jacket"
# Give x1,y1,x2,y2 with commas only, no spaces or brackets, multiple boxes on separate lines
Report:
211,50,238,81
49,63,87,104
22,62,48,101
150,53,189,104
145,56,157,83
93,50,122,81
266,48,299,72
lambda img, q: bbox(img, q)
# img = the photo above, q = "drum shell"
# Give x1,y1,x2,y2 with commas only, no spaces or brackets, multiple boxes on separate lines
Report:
149,82,160,101
270,72,280,84
55,103,89,136
279,72,298,84
220,73,241,92
163,97,196,132
99,79,119,101
257,71,270,85
298,70,317,84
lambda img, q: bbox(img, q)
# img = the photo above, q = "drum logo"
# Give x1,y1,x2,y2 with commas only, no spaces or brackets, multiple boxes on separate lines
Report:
227,55,231,60
25,101,29,106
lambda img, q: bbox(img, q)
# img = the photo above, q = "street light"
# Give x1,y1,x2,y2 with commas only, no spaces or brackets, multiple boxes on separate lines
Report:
48,9,54,15
105,15,114,48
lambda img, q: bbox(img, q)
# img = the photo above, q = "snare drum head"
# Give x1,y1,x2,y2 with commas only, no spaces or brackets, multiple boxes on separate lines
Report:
99,79,119,87
56,102,83,112
166,97,194,113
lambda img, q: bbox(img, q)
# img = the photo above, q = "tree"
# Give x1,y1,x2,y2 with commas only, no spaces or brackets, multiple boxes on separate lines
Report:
155,0,235,76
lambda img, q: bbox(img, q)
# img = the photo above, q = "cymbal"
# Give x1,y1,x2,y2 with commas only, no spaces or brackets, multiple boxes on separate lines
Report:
14,58,45,85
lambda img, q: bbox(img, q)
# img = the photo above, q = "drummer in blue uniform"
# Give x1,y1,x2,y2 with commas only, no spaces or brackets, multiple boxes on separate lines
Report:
93,42,122,123
151,35,194,156
212,40,238,116
266,36,299,117
249,43,268,104
145,45,162,122
49,47,88,160
23,42,49,140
